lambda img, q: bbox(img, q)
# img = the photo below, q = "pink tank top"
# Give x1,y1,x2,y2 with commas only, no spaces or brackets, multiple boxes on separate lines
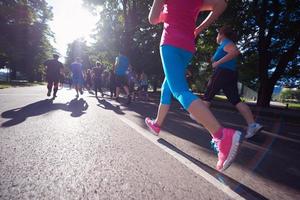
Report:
160,0,203,53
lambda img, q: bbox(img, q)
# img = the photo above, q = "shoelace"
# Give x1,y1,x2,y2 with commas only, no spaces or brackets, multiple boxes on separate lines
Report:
149,119,159,128
146,119,155,128
210,139,220,154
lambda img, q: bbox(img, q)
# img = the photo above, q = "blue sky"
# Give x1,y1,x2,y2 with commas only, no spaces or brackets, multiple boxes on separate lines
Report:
46,0,98,60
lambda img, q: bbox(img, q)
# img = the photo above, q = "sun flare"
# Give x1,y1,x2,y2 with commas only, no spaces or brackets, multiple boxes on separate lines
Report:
47,0,98,56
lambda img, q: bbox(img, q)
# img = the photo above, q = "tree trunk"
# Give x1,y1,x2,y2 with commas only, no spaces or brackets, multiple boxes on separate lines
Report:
257,32,300,107
257,81,275,107
9,65,16,80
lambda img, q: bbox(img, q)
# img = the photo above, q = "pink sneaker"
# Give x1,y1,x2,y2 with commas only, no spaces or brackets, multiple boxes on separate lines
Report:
211,128,241,171
145,117,160,136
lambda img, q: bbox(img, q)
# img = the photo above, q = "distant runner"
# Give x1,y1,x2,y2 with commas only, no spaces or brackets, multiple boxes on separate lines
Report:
70,57,84,98
44,54,64,98
92,61,104,98
114,50,131,104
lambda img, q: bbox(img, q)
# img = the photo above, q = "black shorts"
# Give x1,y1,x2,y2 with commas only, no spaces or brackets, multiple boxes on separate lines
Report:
202,68,241,105
94,78,102,88
128,81,135,93
138,85,148,92
115,75,128,87
46,75,59,84
59,74,64,83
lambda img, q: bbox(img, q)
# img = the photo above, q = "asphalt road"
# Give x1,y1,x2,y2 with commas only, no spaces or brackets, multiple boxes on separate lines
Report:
0,86,299,200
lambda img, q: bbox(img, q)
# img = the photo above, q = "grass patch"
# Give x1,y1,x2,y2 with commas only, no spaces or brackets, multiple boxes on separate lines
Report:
213,94,300,110
0,82,11,89
214,95,228,101
286,103,300,110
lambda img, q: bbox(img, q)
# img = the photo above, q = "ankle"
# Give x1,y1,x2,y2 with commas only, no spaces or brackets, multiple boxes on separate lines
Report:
248,122,256,127
154,120,160,127
213,127,223,140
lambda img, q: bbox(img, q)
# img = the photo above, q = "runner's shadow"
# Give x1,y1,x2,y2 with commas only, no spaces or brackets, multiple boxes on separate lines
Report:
88,90,95,95
1,98,89,127
97,98,125,115
1,99,56,127
67,97,89,117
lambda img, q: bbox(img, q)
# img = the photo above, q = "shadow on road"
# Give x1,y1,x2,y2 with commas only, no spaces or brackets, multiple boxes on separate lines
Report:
68,98,89,117
1,98,89,127
96,98,125,115
158,138,269,200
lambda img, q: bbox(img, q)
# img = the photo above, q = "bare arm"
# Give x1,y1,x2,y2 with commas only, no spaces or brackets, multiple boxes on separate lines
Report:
148,0,165,25
113,57,118,72
194,0,228,36
59,63,64,75
212,42,240,68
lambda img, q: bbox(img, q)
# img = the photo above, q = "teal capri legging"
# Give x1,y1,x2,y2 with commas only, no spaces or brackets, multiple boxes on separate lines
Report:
160,45,198,110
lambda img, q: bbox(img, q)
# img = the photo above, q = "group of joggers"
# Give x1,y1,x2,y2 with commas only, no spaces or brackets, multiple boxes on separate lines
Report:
44,53,149,103
45,0,263,172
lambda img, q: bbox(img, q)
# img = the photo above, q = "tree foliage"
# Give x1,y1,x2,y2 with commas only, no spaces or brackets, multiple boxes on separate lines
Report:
76,0,300,107
0,0,54,81
65,38,92,76
221,0,300,106
83,0,163,76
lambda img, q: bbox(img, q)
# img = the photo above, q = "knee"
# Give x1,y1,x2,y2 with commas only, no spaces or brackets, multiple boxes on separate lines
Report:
235,101,247,110
172,91,198,110
202,100,211,108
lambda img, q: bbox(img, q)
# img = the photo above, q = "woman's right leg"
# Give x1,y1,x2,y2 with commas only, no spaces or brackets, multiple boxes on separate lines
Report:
155,78,172,126
145,78,172,135
155,104,170,126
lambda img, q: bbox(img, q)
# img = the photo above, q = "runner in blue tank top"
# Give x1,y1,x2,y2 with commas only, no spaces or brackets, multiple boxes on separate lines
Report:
114,50,131,104
212,38,237,71
70,57,84,98
202,25,263,138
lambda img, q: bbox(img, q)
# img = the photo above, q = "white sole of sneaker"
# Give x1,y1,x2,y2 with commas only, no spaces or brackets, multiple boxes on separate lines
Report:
245,125,263,139
145,118,159,136
221,131,241,171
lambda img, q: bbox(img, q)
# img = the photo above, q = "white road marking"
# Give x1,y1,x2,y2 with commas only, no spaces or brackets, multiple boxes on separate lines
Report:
118,115,245,200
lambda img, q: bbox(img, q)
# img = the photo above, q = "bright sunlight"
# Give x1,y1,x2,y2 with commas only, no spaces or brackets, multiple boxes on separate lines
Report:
47,0,98,58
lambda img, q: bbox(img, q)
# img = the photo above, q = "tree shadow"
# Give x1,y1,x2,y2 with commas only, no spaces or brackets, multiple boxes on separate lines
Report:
96,98,125,115
1,98,89,127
